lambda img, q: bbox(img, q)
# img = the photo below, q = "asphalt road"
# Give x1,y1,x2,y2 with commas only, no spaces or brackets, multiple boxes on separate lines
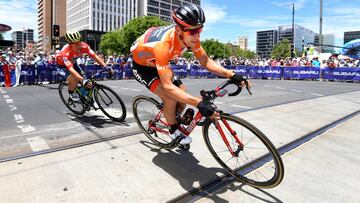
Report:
0,78,358,160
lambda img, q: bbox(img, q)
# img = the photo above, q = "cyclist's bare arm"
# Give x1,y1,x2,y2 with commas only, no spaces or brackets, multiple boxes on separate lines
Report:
157,66,201,107
197,54,235,79
93,54,106,68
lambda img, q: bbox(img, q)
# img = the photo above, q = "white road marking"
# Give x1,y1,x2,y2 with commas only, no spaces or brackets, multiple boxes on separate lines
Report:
17,125,36,133
3,95,9,98
26,136,50,152
230,104,253,109
275,86,285,90
121,87,129,90
131,89,141,92
6,99,14,103
290,89,303,93
9,105,17,111
14,114,24,123
310,93,324,97
88,109,134,119
214,101,223,105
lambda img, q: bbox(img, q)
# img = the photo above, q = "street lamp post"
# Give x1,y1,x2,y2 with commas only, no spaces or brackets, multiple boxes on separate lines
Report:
319,0,323,53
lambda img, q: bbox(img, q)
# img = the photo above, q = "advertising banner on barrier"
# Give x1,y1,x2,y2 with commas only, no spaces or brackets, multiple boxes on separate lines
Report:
247,66,283,79
322,67,360,81
172,65,187,78
283,67,320,80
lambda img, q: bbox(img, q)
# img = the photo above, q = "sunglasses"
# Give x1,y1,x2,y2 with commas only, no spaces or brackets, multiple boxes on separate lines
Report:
183,27,203,36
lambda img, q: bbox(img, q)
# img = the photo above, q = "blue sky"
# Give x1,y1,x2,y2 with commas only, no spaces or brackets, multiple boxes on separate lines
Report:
1,0,360,51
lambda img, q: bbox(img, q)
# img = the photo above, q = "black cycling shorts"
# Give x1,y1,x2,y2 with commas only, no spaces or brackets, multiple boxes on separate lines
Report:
131,61,182,92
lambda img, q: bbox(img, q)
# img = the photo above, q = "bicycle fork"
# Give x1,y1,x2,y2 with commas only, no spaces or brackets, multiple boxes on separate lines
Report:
214,118,244,157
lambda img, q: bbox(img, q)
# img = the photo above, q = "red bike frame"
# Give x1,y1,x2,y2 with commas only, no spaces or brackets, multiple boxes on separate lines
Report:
148,107,245,156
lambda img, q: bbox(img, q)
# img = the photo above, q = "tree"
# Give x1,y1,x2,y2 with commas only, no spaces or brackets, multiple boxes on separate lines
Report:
201,39,231,59
99,16,169,55
0,33,3,40
237,48,257,59
271,39,291,59
182,50,194,59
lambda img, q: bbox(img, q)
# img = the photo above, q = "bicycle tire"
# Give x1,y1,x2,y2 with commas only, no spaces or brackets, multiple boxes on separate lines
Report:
203,113,284,188
58,82,86,115
94,84,126,122
132,95,173,148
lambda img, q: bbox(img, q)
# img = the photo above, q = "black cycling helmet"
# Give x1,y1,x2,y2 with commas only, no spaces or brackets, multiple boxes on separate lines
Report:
171,3,205,28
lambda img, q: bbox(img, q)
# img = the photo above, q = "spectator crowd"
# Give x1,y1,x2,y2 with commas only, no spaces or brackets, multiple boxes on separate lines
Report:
1,47,360,85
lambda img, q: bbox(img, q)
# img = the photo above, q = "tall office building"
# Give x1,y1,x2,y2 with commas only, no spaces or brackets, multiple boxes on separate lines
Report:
11,29,34,48
66,0,202,33
67,0,139,32
256,30,278,58
278,24,316,52
238,35,248,50
138,0,201,22
65,0,201,51
344,31,360,44
37,0,66,52
315,34,335,53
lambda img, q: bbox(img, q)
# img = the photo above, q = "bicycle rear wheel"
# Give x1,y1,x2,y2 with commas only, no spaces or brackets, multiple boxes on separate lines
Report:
132,95,173,147
94,84,126,122
58,82,86,115
203,113,284,188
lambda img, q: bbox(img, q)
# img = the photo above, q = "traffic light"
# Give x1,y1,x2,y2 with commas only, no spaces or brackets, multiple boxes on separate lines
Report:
53,25,60,37
290,44,295,58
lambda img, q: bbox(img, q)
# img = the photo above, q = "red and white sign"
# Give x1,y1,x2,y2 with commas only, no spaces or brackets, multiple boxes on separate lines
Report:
0,24,12,32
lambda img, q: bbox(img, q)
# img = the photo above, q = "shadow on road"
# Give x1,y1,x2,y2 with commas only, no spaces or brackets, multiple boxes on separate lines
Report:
140,140,283,203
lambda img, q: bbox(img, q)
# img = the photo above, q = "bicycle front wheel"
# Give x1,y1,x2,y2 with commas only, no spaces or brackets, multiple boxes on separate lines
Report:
94,84,126,122
58,82,86,115
132,95,173,147
203,113,284,188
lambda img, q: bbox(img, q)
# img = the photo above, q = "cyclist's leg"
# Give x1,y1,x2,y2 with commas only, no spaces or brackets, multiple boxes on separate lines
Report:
132,62,176,124
173,77,186,115
67,63,85,91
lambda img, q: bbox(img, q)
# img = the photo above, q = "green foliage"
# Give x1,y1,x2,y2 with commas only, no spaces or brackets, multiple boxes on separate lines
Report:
99,16,169,55
0,33,3,40
237,48,257,59
271,39,291,59
182,50,194,59
201,39,231,59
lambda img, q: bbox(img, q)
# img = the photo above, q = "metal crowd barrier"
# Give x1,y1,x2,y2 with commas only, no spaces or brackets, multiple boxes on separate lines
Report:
1,64,360,86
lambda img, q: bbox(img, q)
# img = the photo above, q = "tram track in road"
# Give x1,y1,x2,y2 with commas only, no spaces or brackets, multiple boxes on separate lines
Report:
168,109,360,203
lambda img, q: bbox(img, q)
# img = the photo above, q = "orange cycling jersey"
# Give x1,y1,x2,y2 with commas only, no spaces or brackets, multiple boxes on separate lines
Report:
56,42,96,70
130,25,206,70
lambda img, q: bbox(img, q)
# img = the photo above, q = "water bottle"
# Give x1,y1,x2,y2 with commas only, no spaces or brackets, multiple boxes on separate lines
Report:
181,108,194,125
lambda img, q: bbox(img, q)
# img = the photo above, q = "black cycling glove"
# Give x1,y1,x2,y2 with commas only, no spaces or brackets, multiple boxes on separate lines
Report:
230,73,247,84
197,100,215,117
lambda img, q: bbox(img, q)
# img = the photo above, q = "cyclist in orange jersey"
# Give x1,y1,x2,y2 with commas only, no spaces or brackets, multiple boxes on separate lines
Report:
130,3,251,145
56,31,110,101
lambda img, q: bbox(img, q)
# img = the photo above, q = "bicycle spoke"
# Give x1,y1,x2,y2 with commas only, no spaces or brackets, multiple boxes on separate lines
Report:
133,96,172,146
204,114,284,188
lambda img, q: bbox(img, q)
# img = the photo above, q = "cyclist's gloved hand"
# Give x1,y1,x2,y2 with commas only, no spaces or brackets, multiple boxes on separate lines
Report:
82,79,92,89
230,73,247,85
197,100,216,117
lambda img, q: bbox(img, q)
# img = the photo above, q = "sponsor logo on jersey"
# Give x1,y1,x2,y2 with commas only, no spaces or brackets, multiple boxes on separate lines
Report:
157,64,171,70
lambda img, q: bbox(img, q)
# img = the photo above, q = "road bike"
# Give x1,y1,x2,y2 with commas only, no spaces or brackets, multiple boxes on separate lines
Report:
132,79,284,188
58,69,126,122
